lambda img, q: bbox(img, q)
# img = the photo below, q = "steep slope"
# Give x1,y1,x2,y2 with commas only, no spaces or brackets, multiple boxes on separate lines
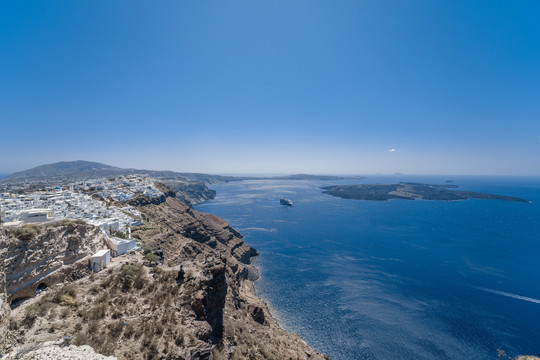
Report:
1,192,328,360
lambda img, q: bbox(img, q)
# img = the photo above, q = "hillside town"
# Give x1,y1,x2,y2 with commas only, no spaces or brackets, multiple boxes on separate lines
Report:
0,175,167,271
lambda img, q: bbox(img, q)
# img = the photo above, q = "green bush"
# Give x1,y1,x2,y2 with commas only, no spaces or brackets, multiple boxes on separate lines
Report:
142,244,152,255
120,264,142,290
112,231,127,239
144,252,159,264
11,224,41,241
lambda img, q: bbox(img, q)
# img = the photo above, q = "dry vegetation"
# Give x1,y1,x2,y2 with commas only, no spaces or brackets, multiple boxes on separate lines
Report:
8,257,200,359
9,224,41,241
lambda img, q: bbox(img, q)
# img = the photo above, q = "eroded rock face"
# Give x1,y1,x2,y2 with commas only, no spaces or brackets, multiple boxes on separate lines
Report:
205,264,227,341
162,180,217,207
1,223,105,303
133,196,257,265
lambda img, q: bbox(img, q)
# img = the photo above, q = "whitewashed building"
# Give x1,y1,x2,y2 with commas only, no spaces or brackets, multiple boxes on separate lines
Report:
19,209,54,223
106,237,136,256
89,249,111,272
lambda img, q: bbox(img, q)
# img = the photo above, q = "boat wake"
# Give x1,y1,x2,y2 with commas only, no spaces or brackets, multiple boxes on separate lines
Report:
472,286,540,304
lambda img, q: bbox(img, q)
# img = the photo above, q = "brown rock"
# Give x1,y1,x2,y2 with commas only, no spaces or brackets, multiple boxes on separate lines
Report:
248,305,265,325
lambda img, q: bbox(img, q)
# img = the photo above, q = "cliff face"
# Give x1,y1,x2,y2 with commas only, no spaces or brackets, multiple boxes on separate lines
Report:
131,196,257,267
161,180,217,206
114,196,327,359
1,222,105,303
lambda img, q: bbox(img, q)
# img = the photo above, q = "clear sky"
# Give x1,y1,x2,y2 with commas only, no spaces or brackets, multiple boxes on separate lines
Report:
1,1,539,175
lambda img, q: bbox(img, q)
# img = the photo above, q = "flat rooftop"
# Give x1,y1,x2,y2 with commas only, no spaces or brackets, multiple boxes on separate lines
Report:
92,249,110,257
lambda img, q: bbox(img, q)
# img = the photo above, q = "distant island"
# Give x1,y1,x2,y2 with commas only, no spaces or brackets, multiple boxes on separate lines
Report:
321,182,529,203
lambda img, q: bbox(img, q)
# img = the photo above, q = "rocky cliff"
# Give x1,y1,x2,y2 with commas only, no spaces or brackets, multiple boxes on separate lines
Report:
161,180,217,206
1,190,328,360
0,222,105,304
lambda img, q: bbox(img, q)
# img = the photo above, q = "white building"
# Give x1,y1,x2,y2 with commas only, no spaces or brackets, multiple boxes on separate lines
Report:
19,209,54,223
89,249,111,272
106,237,136,256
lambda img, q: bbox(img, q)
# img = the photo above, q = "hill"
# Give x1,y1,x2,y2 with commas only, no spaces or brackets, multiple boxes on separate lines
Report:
3,161,238,185
5,161,122,181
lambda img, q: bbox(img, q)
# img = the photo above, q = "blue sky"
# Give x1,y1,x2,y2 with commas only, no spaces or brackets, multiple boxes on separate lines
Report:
1,1,539,175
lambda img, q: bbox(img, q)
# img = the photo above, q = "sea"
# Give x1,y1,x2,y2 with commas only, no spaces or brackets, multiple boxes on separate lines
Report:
195,176,540,360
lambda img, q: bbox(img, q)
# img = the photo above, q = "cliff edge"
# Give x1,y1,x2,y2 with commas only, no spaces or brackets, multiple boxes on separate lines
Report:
0,191,328,359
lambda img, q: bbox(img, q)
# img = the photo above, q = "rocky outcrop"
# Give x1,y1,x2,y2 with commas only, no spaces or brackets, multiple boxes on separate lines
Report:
162,180,216,206
132,196,257,266
204,263,227,341
193,212,258,264
248,305,265,324
1,222,105,303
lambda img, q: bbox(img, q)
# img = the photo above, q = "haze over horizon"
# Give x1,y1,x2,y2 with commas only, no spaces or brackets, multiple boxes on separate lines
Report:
1,1,539,176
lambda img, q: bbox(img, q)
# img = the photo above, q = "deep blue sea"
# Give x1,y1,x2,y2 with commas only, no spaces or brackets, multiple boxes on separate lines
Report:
195,176,540,360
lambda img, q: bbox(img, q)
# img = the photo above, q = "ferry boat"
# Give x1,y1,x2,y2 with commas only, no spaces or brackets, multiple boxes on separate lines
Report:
280,198,293,206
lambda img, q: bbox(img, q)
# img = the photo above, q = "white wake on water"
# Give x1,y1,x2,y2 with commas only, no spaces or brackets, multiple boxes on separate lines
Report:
473,286,540,304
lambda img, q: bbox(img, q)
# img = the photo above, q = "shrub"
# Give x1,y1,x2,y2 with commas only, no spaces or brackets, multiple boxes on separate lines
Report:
11,224,41,241
54,285,77,306
88,320,99,333
112,231,127,239
124,324,134,339
109,320,125,336
8,318,19,331
87,302,108,320
120,264,142,290
60,307,71,318
142,244,152,255
144,252,159,264
22,310,37,328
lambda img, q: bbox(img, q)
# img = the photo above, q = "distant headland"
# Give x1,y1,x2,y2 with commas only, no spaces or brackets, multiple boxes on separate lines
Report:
321,182,529,203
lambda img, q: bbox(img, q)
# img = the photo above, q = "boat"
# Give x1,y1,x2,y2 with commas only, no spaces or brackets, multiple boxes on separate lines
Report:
280,198,293,206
